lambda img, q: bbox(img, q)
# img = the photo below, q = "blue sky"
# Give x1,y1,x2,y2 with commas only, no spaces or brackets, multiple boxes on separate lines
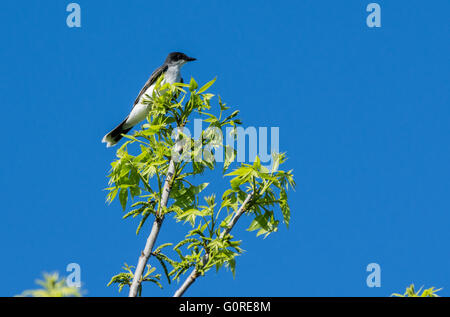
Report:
1,0,449,297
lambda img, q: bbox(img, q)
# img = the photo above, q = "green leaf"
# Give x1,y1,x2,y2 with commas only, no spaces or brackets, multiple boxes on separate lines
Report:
172,183,209,211
136,209,152,235
223,110,240,123
224,145,236,172
119,188,128,211
197,77,216,94
228,258,236,278
247,215,265,232
189,77,198,91
253,156,261,171
271,152,281,173
280,189,290,227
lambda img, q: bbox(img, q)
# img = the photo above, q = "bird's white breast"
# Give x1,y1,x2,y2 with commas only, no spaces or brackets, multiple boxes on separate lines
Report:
163,64,182,84
125,64,182,128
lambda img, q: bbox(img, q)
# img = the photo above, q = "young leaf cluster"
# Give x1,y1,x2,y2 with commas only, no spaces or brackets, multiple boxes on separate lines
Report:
164,152,295,284
18,272,82,297
107,263,162,296
391,284,442,297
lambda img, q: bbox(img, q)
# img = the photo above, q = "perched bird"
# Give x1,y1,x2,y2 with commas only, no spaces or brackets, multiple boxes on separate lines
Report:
102,52,196,147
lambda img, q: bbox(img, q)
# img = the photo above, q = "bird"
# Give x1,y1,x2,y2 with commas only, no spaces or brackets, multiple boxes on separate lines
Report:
102,52,196,147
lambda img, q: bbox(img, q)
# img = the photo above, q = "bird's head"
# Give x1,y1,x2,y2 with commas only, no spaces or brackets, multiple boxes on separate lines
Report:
165,52,196,66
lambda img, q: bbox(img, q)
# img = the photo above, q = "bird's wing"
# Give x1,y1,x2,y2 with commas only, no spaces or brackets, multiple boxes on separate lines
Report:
133,64,168,107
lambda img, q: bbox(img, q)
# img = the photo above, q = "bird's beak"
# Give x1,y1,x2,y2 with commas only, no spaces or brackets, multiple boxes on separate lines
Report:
186,56,197,62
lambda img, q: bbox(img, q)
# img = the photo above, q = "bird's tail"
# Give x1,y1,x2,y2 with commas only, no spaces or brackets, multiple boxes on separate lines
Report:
102,117,133,148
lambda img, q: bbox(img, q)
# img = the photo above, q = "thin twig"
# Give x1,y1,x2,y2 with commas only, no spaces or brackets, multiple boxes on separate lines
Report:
128,125,184,297
173,192,254,297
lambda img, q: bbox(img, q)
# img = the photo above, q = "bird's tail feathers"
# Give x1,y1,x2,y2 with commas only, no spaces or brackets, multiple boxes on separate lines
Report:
102,117,133,148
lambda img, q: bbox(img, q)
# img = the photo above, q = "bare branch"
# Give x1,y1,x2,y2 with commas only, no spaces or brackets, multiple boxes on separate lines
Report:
172,270,200,297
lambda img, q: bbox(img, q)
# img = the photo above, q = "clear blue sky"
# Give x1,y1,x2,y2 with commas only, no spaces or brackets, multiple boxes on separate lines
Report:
1,0,449,297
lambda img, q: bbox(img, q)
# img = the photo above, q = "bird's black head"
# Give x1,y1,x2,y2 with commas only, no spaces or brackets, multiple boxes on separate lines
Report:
165,52,196,65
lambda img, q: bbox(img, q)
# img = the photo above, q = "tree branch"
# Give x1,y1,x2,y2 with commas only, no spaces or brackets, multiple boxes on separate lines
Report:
173,192,254,297
128,125,184,297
